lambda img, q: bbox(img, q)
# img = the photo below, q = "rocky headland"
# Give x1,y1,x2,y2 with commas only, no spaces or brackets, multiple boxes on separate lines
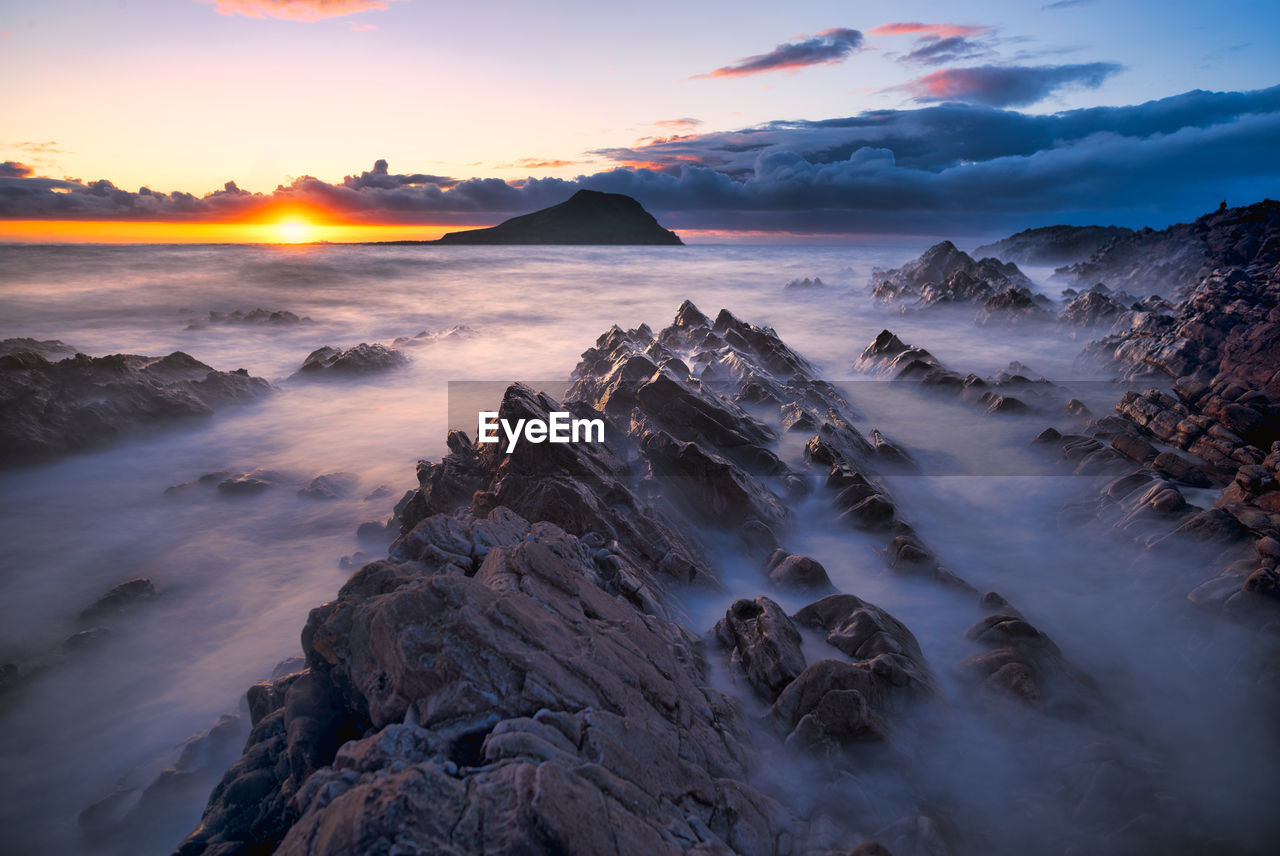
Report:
974,225,1135,266
1051,200,1280,297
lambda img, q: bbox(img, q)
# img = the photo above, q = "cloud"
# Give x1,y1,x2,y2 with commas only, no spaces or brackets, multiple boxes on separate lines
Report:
341,158,457,189
11,140,68,155
869,22,991,39
654,118,703,130
900,36,993,66
204,0,406,22
694,28,863,79
494,158,578,170
0,162,32,178
1043,0,1093,9
900,62,1123,107
2,86,1278,237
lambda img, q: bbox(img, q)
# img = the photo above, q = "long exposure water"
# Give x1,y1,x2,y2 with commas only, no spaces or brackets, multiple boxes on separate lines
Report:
1,243,1272,855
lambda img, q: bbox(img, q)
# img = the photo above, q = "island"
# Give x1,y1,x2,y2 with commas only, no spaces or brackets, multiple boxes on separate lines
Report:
376,189,684,246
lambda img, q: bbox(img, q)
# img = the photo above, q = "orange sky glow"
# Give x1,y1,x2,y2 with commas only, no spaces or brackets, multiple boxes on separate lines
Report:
0,206,458,244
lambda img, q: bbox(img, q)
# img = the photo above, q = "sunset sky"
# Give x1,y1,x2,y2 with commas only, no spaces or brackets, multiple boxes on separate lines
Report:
2,0,1279,242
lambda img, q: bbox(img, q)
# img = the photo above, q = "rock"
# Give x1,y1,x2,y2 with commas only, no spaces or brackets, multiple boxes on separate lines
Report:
784,276,825,289
1058,287,1129,327
1067,398,1092,417
79,578,157,622
767,554,834,591
869,241,1034,310
975,287,1054,326
838,495,896,530
975,224,1136,265
198,308,311,327
713,597,808,702
217,475,271,496
959,614,1072,708
0,337,79,359
299,472,360,500
1057,200,1280,298
64,627,112,652
178,303,975,854
0,347,270,467
295,343,408,376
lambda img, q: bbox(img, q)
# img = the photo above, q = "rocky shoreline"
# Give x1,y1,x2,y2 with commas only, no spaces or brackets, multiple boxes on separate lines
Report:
6,202,1275,856
175,198,1280,854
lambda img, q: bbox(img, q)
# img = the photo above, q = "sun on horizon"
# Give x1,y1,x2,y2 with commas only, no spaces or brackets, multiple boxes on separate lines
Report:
272,216,315,244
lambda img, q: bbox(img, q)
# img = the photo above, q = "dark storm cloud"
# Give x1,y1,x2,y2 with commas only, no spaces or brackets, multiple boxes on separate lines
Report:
694,28,864,79
2,86,1279,236
900,62,1123,107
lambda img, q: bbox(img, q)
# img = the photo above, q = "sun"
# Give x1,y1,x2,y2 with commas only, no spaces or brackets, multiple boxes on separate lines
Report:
272,217,314,244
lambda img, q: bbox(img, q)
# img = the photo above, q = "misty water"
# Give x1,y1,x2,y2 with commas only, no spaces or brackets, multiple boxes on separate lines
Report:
0,243,1274,855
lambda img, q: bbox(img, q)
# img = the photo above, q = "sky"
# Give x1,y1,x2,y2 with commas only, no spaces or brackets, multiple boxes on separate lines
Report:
2,0,1279,242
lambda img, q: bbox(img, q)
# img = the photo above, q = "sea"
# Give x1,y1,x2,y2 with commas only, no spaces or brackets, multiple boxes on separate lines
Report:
0,243,1274,855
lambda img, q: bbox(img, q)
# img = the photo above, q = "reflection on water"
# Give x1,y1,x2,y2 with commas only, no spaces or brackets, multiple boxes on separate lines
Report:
1,243,1270,855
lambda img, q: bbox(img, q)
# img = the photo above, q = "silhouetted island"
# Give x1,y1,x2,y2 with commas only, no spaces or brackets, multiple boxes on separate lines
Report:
379,190,683,246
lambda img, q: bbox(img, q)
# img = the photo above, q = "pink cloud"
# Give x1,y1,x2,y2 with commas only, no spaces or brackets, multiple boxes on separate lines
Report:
205,0,407,22
869,22,991,39
694,28,864,79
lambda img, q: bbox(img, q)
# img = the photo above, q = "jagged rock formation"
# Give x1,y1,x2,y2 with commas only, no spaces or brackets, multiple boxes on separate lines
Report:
0,344,271,467
179,299,1250,856
974,287,1054,327
1055,200,1280,297
1084,262,1280,395
869,241,1036,313
432,190,683,246
1057,286,1129,327
294,343,409,376
975,224,1136,266
186,309,312,329
179,303,1066,856
855,330,1060,415
1035,246,1280,615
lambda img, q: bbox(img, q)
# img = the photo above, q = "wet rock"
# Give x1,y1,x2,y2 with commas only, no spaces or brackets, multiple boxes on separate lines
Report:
64,627,112,652
838,495,896,530
976,224,1136,266
196,308,312,327
1059,287,1128,327
975,287,1054,327
79,577,157,622
767,554,834,591
869,242,1034,310
217,475,271,496
959,614,1070,708
295,343,408,376
712,596,807,702
0,337,78,359
299,472,360,500
1057,200,1280,298
0,347,270,468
